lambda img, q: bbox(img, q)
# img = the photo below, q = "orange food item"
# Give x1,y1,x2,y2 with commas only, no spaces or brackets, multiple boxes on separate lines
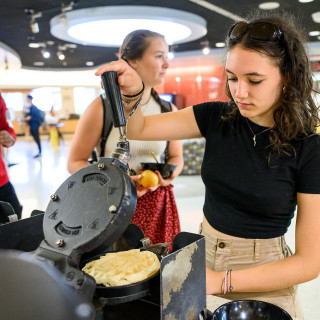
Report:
140,170,159,188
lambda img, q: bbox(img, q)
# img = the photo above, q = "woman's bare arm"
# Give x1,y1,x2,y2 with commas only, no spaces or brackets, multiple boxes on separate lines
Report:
67,97,103,173
95,60,202,142
207,192,320,294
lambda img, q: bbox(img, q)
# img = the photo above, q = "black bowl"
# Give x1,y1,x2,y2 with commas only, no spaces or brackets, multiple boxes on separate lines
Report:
140,163,177,179
212,300,292,320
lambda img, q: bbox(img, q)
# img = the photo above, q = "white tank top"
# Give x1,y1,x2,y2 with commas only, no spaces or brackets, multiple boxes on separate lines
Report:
104,96,167,173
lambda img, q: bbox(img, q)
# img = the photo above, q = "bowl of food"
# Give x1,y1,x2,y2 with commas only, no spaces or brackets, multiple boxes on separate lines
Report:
140,163,177,179
211,300,292,320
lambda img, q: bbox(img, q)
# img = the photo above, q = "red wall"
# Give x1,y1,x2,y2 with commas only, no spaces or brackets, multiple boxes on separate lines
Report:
155,57,229,108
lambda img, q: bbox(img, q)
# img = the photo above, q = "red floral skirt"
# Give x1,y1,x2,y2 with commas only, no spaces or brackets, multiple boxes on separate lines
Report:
130,184,180,251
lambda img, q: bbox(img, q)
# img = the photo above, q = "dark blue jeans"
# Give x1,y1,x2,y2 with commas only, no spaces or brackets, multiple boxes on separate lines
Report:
30,127,41,154
0,181,22,219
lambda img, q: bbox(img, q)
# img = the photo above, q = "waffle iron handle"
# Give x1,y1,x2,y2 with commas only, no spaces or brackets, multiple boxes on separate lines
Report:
101,71,125,128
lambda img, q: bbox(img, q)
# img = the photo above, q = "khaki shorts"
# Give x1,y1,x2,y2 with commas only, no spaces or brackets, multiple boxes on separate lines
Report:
199,222,304,319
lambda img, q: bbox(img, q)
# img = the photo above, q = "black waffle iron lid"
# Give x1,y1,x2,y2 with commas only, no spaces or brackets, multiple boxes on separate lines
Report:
41,157,137,258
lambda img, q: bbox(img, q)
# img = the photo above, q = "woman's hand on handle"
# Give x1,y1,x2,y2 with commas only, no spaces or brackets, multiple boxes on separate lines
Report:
95,59,144,99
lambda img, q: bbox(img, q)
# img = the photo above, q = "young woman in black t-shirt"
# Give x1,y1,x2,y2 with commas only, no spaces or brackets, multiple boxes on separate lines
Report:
95,12,320,318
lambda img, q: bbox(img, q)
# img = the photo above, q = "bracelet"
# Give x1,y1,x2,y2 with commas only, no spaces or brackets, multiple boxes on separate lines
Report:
122,81,145,99
229,269,233,292
221,270,229,295
221,269,233,294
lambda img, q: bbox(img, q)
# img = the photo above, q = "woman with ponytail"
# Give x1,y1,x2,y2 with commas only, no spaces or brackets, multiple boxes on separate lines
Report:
68,30,183,249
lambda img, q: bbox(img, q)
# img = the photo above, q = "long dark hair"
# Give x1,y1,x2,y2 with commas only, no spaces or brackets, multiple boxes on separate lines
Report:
119,29,168,110
224,11,319,159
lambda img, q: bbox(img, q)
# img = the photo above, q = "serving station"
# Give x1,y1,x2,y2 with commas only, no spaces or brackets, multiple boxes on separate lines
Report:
0,71,208,320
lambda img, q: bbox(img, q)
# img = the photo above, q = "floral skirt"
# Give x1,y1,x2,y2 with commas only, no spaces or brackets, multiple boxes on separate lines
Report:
130,184,180,251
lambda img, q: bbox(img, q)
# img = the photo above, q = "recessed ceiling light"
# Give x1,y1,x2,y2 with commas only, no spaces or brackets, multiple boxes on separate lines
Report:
259,2,280,10
202,47,210,55
215,42,225,48
85,61,94,66
29,42,41,48
41,49,50,58
57,51,65,60
312,12,320,23
298,0,313,3
33,61,45,66
65,43,77,49
167,52,175,60
46,41,55,46
309,31,320,36
50,6,207,46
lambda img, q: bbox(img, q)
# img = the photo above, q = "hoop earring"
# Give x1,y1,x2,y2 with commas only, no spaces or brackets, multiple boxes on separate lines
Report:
282,86,286,92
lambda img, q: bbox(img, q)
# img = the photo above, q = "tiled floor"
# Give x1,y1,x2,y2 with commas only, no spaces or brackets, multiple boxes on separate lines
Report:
5,134,319,319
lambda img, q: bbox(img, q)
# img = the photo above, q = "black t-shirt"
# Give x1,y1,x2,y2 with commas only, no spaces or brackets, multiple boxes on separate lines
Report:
193,101,320,239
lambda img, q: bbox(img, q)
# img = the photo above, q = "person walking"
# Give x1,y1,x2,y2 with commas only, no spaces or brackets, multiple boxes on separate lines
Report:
24,94,42,158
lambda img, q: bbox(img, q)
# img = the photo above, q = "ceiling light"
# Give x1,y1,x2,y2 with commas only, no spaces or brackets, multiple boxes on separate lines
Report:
41,49,50,59
298,0,313,2
62,1,77,13
258,2,280,10
57,51,65,60
215,42,225,48
25,9,42,34
60,1,78,26
50,6,207,46
65,43,77,49
30,19,39,33
202,47,210,55
309,31,320,36
312,12,320,23
201,40,210,55
29,43,41,48
85,61,94,66
33,61,45,66
167,52,175,60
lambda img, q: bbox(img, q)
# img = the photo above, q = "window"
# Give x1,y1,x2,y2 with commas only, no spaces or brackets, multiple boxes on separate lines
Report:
73,87,97,115
1,92,24,111
30,87,62,111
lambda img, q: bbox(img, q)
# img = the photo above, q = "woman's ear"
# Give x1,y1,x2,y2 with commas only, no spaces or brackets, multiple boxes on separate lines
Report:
129,59,138,69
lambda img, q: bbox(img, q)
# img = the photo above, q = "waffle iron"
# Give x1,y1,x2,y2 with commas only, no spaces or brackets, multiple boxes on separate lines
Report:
33,71,145,304
0,72,207,320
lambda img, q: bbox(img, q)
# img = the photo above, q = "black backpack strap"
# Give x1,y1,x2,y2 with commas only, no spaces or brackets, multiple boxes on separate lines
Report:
159,98,172,113
99,94,113,157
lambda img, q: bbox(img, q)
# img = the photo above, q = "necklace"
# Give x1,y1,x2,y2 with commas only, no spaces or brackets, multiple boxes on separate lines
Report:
246,118,272,147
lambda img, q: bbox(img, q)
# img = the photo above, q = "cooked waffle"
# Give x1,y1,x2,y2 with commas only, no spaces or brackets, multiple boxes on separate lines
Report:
82,249,160,287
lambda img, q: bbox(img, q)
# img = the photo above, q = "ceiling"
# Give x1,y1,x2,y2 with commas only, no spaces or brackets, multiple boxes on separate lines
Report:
1,0,320,71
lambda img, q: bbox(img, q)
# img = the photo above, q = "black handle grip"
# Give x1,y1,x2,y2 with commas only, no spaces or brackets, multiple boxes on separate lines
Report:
101,71,125,128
